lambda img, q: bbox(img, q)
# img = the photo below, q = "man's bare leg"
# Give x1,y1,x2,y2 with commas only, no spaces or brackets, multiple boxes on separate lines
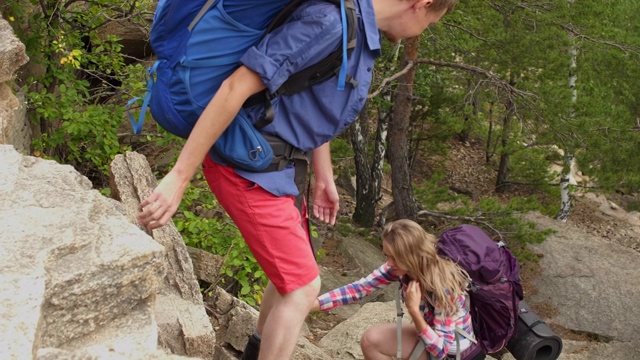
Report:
254,281,277,335
254,275,321,360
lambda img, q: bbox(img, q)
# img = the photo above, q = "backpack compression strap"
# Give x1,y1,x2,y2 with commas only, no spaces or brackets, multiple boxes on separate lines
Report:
396,286,427,360
405,328,475,360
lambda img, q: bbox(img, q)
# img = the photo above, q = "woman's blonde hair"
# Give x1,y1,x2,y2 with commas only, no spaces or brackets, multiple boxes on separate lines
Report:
382,219,470,315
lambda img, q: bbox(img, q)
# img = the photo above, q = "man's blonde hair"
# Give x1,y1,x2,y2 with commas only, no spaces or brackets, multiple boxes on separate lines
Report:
430,0,457,14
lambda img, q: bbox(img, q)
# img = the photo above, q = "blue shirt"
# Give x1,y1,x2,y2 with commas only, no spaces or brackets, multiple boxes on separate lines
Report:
231,0,381,196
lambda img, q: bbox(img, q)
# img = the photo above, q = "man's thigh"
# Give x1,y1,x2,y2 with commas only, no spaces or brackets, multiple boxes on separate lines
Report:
202,155,318,294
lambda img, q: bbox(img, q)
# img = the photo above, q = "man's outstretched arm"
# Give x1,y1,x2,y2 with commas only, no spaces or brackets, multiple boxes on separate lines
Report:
137,66,265,230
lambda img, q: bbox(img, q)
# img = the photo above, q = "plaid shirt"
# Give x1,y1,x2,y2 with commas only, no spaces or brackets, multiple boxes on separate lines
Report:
317,263,474,358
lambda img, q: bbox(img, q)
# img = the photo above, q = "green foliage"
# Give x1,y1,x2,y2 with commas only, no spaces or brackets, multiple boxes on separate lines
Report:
508,146,557,187
624,200,640,213
413,179,555,262
410,0,640,195
174,176,267,306
414,172,471,209
29,88,126,175
335,218,354,237
3,0,151,184
330,137,355,159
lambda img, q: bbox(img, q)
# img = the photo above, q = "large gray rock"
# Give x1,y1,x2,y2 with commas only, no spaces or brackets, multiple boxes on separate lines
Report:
317,301,409,360
109,152,216,359
0,14,28,82
208,286,330,360
0,145,166,358
0,14,30,153
332,236,397,302
524,212,640,342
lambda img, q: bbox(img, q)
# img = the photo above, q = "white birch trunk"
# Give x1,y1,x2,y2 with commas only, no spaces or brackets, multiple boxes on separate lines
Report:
556,0,578,221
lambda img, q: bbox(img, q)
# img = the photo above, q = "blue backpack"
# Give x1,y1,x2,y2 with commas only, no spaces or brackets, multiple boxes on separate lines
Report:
128,0,357,172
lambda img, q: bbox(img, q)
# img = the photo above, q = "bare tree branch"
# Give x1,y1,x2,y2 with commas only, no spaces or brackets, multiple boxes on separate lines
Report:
561,24,640,54
416,209,504,240
442,21,491,43
416,59,538,100
367,62,414,99
369,59,538,103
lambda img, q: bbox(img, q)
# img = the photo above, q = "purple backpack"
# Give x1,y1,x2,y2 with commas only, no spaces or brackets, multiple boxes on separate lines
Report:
437,224,524,354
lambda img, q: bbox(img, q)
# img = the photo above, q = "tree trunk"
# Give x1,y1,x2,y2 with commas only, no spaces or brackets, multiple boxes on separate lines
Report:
351,102,388,227
460,80,479,143
485,101,495,164
388,36,420,221
556,6,578,221
555,155,573,221
495,86,516,193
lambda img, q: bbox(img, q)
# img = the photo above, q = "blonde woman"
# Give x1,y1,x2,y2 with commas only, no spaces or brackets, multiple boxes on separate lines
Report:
312,219,483,360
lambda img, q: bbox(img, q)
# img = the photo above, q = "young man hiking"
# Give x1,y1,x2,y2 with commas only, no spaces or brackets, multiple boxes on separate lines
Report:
138,0,456,359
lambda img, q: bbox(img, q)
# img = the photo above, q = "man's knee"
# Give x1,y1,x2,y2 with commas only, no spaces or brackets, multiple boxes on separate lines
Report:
284,275,321,309
307,275,321,293
299,275,321,302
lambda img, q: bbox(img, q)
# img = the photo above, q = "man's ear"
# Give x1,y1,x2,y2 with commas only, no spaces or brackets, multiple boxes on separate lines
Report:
413,0,434,11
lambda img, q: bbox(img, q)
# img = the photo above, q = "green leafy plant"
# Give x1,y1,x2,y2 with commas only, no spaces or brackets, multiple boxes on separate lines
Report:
4,0,151,185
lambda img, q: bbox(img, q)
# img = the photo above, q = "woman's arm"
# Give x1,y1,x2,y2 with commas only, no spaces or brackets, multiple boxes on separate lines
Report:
316,263,397,311
137,66,265,230
412,292,467,358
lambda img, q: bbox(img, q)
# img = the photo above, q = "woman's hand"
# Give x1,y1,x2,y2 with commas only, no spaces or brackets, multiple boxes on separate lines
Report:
310,298,321,312
406,280,428,333
137,170,190,230
405,280,423,316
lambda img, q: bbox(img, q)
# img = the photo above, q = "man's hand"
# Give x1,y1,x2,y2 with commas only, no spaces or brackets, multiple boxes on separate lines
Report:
310,142,339,225
137,170,189,230
312,177,339,225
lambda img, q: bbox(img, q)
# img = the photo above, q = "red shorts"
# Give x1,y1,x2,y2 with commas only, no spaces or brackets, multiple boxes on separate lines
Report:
202,154,319,294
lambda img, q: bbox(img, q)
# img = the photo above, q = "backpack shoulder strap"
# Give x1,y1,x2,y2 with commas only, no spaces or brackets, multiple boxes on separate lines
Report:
396,283,433,360
188,0,218,31
243,0,358,113
274,0,357,95
400,292,478,360
396,284,404,359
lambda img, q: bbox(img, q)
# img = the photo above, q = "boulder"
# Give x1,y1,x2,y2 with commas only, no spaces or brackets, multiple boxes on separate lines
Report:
0,14,30,153
109,151,216,359
0,145,166,358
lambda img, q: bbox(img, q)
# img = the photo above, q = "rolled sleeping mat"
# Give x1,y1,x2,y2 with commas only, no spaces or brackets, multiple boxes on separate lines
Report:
506,300,563,360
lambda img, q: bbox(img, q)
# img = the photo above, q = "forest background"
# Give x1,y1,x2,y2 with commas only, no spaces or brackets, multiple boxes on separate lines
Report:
2,0,639,305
